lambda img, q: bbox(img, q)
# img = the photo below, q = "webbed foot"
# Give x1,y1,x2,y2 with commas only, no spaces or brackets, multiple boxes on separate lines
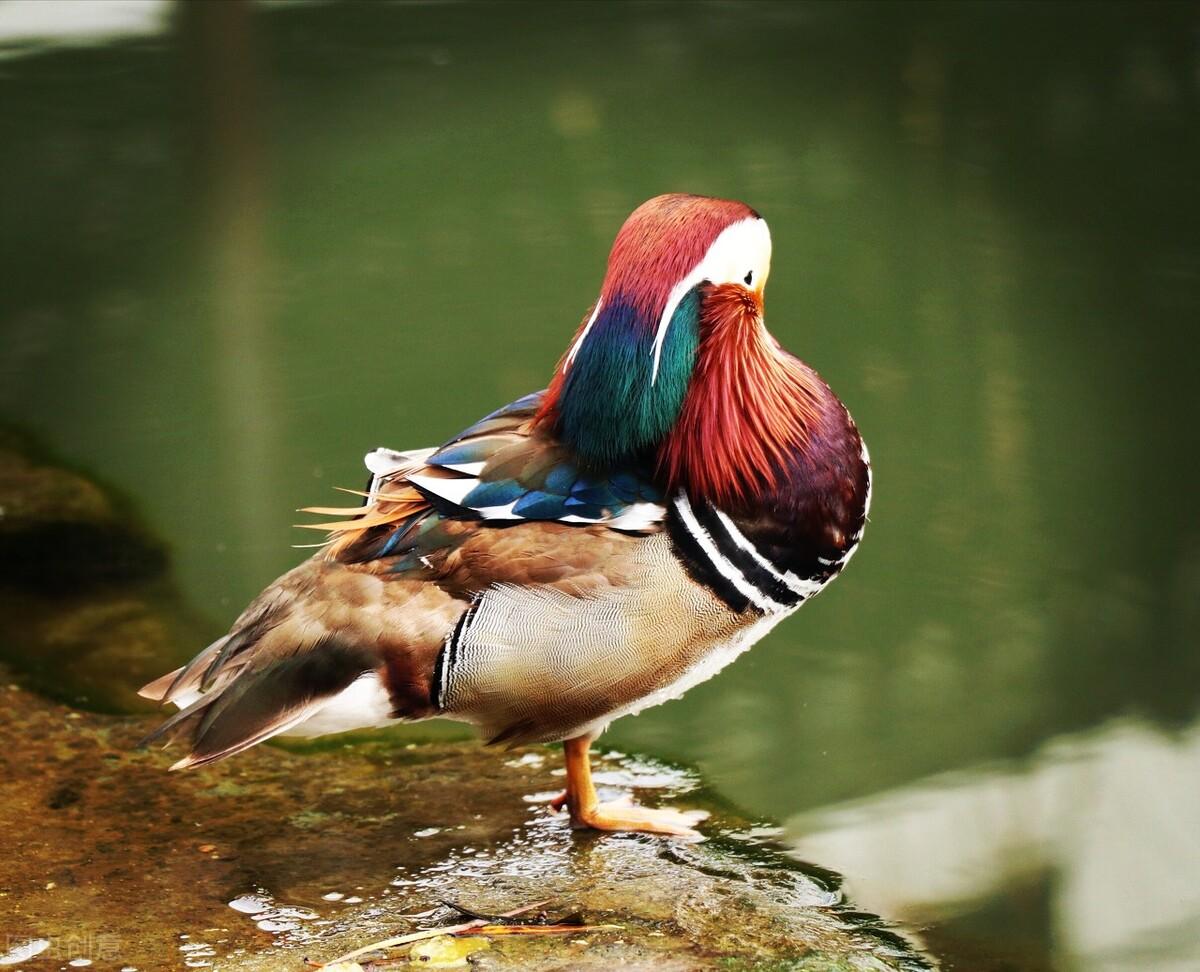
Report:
557,736,707,840
571,794,706,839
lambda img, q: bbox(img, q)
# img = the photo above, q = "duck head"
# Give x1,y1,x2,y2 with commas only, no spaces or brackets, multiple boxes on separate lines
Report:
538,194,778,473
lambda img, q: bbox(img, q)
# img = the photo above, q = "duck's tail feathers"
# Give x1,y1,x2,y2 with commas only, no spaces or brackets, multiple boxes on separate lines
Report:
137,634,379,770
136,559,385,770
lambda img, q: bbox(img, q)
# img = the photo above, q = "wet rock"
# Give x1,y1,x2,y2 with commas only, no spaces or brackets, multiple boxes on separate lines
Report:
0,424,166,588
0,423,212,709
0,672,932,972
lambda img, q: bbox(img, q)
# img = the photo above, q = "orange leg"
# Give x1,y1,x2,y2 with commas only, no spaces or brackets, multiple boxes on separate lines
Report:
559,735,706,839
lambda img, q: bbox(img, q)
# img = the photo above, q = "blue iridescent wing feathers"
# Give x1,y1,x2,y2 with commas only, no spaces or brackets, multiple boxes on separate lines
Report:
335,391,666,571
411,391,663,526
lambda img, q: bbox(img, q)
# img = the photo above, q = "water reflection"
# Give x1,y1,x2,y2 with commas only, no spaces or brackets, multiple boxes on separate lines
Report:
0,0,169,52
787,718,1200,971
178,0,281,585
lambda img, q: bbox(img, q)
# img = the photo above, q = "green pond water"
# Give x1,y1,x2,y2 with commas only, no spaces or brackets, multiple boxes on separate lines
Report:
2,2,1198,969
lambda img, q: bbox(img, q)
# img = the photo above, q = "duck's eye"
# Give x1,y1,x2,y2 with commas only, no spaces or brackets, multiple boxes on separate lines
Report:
744,271,754,286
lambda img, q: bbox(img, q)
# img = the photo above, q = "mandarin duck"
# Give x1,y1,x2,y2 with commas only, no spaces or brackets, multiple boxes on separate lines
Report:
139,194,872,839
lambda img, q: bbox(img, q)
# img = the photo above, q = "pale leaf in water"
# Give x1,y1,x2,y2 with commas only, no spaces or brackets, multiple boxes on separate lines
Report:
408,935,490,967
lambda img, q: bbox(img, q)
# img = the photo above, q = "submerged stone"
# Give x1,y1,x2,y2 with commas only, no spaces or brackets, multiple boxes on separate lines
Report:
0,423,212,710
0,424,166,588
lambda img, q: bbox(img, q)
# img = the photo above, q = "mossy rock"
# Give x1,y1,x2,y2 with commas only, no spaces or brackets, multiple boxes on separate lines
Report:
0,423,211,709
0,423,167,587
0,672,932,971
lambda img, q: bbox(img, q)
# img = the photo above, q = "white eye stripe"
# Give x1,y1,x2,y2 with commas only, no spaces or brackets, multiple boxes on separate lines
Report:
566,298,603,367
649,217,772,383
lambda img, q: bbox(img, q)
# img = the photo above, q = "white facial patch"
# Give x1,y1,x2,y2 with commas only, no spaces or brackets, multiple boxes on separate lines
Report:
650,216,772,383
566,298,603,367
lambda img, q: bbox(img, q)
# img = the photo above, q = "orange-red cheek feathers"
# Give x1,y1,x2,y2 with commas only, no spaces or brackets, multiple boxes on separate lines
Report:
658,283,821,508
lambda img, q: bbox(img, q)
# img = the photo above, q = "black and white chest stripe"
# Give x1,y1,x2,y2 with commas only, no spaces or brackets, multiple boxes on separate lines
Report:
432,595,479,711
667,491,845,616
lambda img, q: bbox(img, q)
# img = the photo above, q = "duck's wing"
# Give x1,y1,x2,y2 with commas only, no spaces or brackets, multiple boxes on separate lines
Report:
309,390,667,568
